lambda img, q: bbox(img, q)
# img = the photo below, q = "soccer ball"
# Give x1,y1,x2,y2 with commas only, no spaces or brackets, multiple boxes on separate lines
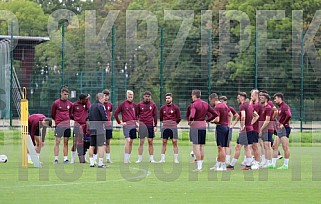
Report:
0,154,8,163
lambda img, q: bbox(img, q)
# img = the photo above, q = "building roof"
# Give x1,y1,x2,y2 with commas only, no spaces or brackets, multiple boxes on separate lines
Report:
0,35,50,45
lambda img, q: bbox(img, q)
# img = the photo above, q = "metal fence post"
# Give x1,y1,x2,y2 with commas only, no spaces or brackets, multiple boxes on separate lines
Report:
300,32,304,132
61,23,65,86
159,28,164,109
255,30,258,89
111,25,115,121
10,22,13,128
207,29,212,100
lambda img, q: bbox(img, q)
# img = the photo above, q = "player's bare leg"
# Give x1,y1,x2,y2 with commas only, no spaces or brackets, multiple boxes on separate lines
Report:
63,137,69,163
172,139,179,163
252,143,260,167
124,138,133,163
136,138,145,163
192,144,202,172
242,145,253,170
227,144,242,169
54,137,61,163
148,138,155,162
271,137,280,168
70,136,76,164
263,141,271,168
259,138,266,166
225,143,231,164
105,139,112,163
89,146,95,167
160,139,167,163
278,136,290,169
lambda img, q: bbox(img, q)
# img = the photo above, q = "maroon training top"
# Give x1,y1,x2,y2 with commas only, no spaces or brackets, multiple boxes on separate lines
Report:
137,101,158,127
239,102,254,132
189,99,217,129
51,99,73,126
214,102,230,126
72,100,91,126
103,101,113,127
259,103,273,132
160,103,181,128
114,100,137,126
28,114,45,137
252,102,261,133
277,102,292,127
228,105,237,116
268,101,276,121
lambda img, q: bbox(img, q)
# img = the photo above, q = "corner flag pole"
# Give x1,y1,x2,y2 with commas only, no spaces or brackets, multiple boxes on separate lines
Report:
21,87,28,168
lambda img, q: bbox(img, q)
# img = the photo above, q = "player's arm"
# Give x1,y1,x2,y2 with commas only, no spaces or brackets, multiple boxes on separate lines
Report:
113,103,122,124
159,106,164,123
231,113,240,128
251,111,259,125
153,104,157,128
189,104,196,121
282,106,292,128
240,110,246,130
260,115,271,134
99,105,108,121
176,106,181,124
271,106,278,120
51,102,56,120
69,102,73,119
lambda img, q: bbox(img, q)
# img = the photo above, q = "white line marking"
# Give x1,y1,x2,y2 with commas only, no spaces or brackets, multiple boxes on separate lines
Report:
0,167,151,189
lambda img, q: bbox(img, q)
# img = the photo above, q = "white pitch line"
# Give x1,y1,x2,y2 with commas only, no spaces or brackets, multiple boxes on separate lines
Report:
0,167,151,189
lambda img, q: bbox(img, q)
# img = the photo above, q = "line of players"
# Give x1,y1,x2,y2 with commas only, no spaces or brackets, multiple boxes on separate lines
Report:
28,87,291,171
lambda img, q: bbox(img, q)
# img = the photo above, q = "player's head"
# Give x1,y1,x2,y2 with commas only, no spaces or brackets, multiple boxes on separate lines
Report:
259,93,270,104
96,93,105,104
60,87,69,100
219,96,228,104
273,92,284,104
103,89,110,102
79,94,88,105
42,118,52,127
191,89,201,101
251,89,259,102
126,90,134,102
237,92,247,104
209,93,219,106
165,93,172,105
143,91,152,102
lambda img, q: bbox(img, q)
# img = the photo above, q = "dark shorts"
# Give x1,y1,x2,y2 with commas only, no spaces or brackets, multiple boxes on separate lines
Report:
252,131,259,143
55,126,71,138
123,126,137,139
105,128,113,140
90,134,106,147
190,128,206,145
139,126,155,139
29,126,40,146
161,128,178,140
277,127,291,138
73,126,85,138
228,128,233,142
215,125,229,147
77,135,90,156
237,131,255,145
262,132,273,142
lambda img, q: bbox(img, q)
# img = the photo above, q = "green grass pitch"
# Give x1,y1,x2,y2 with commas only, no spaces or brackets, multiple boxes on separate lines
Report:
1,129,321,203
